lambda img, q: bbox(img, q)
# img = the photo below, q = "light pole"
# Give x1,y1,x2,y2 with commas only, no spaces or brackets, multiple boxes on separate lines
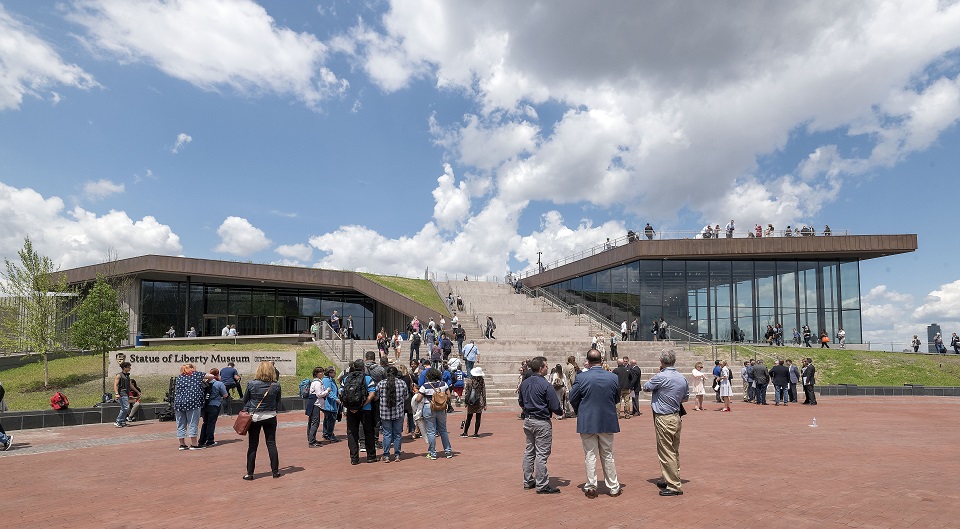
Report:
537,251,543,273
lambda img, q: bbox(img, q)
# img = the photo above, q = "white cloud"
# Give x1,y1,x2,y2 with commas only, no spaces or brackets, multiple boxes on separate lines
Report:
82,179,125,200
0,181,181,269
69,0,348,109
861,282,960,347
274,243,312,262
339,0,960,224
213,216,271,256
172,132,192,153
0,4,99,110
431,164,471,231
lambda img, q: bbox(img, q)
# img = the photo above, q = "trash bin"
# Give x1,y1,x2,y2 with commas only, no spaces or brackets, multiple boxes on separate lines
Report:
135,333,143,347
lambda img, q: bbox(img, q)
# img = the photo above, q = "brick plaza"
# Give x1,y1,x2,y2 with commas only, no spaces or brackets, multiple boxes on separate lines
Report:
1,396,957,529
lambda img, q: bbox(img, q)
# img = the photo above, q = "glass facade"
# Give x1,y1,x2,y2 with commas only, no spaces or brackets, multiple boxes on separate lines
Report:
545,259,862,343
138,280,400,340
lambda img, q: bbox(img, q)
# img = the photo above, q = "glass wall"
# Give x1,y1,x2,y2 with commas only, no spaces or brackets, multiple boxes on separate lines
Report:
544,258,862,343
140,280,386,339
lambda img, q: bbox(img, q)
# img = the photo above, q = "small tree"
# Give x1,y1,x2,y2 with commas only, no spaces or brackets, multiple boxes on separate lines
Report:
0,237,73,386
72,275,129,396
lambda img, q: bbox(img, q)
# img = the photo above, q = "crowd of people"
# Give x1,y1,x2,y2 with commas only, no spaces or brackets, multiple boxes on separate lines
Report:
699,220,832,239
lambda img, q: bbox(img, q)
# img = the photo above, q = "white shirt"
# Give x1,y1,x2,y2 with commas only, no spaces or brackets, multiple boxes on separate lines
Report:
221,326,230,336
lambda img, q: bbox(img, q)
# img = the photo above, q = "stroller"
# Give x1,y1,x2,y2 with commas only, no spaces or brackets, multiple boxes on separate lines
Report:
155,377,176,422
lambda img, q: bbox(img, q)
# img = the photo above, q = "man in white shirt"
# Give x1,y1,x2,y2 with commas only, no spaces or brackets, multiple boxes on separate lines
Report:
725,220,735,238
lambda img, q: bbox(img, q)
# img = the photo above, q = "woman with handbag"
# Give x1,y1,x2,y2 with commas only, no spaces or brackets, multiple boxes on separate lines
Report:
460,367,487,438
242,361,282,480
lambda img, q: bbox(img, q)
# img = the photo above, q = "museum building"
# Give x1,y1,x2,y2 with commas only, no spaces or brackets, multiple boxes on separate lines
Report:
520,234,918,344
61,255,443,341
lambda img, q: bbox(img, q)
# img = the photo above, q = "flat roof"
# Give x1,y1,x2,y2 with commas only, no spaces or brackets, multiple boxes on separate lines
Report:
59,255,447,318
522,233,918,288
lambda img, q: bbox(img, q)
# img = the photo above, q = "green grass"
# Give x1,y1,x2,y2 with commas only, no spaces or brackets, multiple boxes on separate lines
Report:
1,345,337,411
360,272,448,316
723,345,960,386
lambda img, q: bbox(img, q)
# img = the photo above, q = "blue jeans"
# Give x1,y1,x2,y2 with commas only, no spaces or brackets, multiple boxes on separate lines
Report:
774,384,788,404
465,360,475,377
322,410,337,440
199,404,220,445
422,408,452,457
381,418,404,456
115,395,129,425
175,408,201,439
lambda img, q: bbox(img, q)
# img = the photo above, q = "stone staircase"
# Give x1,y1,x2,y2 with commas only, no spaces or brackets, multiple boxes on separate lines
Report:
432,280,709,408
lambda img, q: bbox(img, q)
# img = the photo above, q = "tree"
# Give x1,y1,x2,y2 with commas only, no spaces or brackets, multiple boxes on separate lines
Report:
72,275,129,396
0,237,73,386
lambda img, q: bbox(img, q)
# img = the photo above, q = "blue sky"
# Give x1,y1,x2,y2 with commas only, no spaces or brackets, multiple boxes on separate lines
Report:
1,1,960,345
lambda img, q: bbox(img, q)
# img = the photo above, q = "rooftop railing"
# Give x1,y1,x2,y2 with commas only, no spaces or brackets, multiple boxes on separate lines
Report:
517,227,848,279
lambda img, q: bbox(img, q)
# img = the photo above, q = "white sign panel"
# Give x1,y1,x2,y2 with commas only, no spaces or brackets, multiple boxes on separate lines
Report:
115,351,297,376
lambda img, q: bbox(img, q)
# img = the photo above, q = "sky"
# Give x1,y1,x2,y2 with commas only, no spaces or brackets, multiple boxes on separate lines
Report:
1,0,960,347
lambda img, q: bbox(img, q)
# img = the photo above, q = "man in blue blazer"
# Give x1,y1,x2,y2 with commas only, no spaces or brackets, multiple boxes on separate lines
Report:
569,348,622,498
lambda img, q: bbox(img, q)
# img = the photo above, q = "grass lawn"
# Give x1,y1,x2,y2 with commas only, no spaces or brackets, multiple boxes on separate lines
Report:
722,345,960,386
359,272,448,316
0,345,337,412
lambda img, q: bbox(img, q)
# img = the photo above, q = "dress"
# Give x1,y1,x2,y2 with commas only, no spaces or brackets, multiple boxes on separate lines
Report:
691,369,705,396
718,367,732,398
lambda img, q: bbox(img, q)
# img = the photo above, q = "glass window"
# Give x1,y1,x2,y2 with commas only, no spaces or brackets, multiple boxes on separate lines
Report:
840,261,860,310
229,288,251,315
841,309,861,343
821,261,838,313
639,260,662,305
205,286,228,314
777,262,797,321
755,262,775,308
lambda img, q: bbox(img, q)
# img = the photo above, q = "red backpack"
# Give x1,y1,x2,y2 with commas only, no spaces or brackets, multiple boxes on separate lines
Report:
50,391,69,410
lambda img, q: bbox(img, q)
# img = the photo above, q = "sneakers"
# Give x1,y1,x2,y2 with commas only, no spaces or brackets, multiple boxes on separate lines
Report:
425,453,437,460
381,455,390,463
178,445,188,451
459,433,469,438
359,446,367,452
470,434,480,439
205,441,218,447
445,451,453,459
392,454,401,462
1,436,12,451
189,445,202,450
115,422,125,428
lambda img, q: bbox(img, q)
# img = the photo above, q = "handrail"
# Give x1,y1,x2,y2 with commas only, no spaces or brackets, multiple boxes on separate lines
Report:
518,228,850,279
316,320,354,364
519,284,618,335
665,326,719,361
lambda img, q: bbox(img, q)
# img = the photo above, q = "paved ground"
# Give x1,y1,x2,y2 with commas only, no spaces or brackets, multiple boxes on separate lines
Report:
2,397,958,529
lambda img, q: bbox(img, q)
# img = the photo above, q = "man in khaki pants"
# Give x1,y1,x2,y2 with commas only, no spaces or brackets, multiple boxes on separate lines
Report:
642,350,689,496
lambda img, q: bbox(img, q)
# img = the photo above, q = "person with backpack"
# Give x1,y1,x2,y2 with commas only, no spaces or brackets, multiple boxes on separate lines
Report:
306,367,331,447
451,364,466,405
460,367,487,438
417,367,453,459
242,362,283,480
462,340,479,377
549,364,569,420
440,332,453,361
198,368,227,447
375,366,408,462
341,359,377,465
363,352,386,452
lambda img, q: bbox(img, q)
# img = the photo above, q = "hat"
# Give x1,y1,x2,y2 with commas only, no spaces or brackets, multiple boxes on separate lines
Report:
470,366,485,377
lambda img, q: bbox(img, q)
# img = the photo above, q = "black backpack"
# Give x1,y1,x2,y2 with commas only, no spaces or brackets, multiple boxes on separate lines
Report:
411,333,421,347
202,380,214,406
340,371,369,410
465,384,480,406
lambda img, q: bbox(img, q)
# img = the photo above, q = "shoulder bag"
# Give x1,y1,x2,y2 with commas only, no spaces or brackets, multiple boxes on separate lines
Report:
233,383,273,435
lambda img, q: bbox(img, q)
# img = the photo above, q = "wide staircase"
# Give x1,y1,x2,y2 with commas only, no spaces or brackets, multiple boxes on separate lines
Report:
434,280,708,408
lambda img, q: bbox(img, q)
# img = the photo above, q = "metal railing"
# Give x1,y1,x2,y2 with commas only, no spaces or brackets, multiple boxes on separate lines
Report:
663,326,720,361
518,228,849,279
316,321,354,364
518,284,619,335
